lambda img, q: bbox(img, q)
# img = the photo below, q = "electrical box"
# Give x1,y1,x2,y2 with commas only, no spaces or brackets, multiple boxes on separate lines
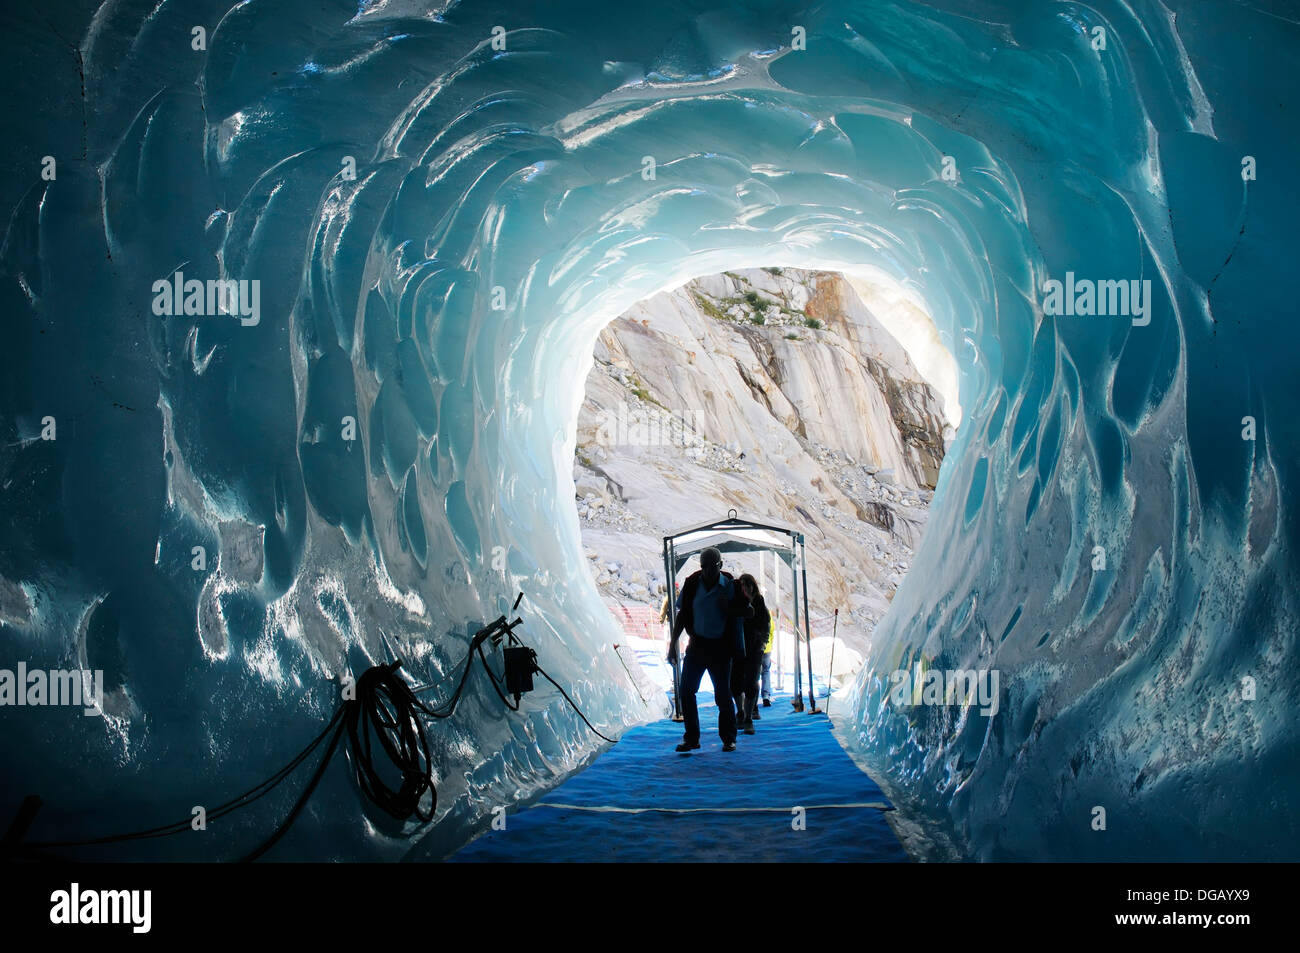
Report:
503,646,536,699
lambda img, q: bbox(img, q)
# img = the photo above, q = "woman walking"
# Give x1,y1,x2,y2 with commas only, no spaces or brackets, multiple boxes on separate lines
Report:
730,574,770,735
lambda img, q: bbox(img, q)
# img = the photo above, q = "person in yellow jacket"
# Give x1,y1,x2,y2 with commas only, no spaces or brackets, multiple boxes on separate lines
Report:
758,608,777,710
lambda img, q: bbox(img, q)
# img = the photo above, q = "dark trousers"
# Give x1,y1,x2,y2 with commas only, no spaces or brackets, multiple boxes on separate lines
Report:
730,650,763,722
679,638,736,743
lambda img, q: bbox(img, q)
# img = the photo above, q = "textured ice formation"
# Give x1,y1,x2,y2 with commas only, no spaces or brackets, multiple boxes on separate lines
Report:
0,0,1294,860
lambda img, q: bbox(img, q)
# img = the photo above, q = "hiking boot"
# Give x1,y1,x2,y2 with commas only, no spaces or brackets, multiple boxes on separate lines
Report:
722,740,737,752
742,723,756,735
751,710,761,720
675,740,700,753
762,698,771,707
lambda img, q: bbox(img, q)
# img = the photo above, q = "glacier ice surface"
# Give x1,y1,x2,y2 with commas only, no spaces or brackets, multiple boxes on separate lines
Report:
0,0,1295,860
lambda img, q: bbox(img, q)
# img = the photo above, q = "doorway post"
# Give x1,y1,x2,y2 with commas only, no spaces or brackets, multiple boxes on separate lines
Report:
801,536,818,713
775,553,783,693
664,538,683,721
791,548,804,712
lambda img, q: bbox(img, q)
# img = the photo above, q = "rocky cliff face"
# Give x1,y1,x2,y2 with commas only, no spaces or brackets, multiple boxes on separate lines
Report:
575,268,952,658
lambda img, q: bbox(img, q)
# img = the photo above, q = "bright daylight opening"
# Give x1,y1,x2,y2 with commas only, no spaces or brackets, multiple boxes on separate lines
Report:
574,266,959,715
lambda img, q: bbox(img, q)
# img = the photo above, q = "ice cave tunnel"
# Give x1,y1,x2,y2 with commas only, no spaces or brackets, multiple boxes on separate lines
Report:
0,0,1295,862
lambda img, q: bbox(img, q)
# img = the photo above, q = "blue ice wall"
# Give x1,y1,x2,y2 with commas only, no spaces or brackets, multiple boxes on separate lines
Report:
0,0,1295,860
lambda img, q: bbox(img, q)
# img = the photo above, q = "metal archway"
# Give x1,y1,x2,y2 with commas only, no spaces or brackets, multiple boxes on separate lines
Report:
662,510,818,718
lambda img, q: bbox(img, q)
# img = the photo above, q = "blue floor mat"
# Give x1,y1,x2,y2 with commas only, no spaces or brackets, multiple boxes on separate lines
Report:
451,696,910,862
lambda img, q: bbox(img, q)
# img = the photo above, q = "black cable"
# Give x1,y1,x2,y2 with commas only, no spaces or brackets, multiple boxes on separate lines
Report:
16,600,616,859
414,623,616,747
343,662,438,823
410,622,502,717
239,713,349,863
22,659,443,857
409,641,477,715
25,704,348,849
241,661,443,858
476,640,520,711
534,663,618,744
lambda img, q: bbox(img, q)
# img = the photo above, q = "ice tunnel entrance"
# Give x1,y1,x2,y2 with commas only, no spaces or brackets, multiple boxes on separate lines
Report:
570,266,960,717
7,0,1290,865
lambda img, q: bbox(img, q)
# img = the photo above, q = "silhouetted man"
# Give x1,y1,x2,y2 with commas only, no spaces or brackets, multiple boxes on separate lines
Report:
668,548,753,752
